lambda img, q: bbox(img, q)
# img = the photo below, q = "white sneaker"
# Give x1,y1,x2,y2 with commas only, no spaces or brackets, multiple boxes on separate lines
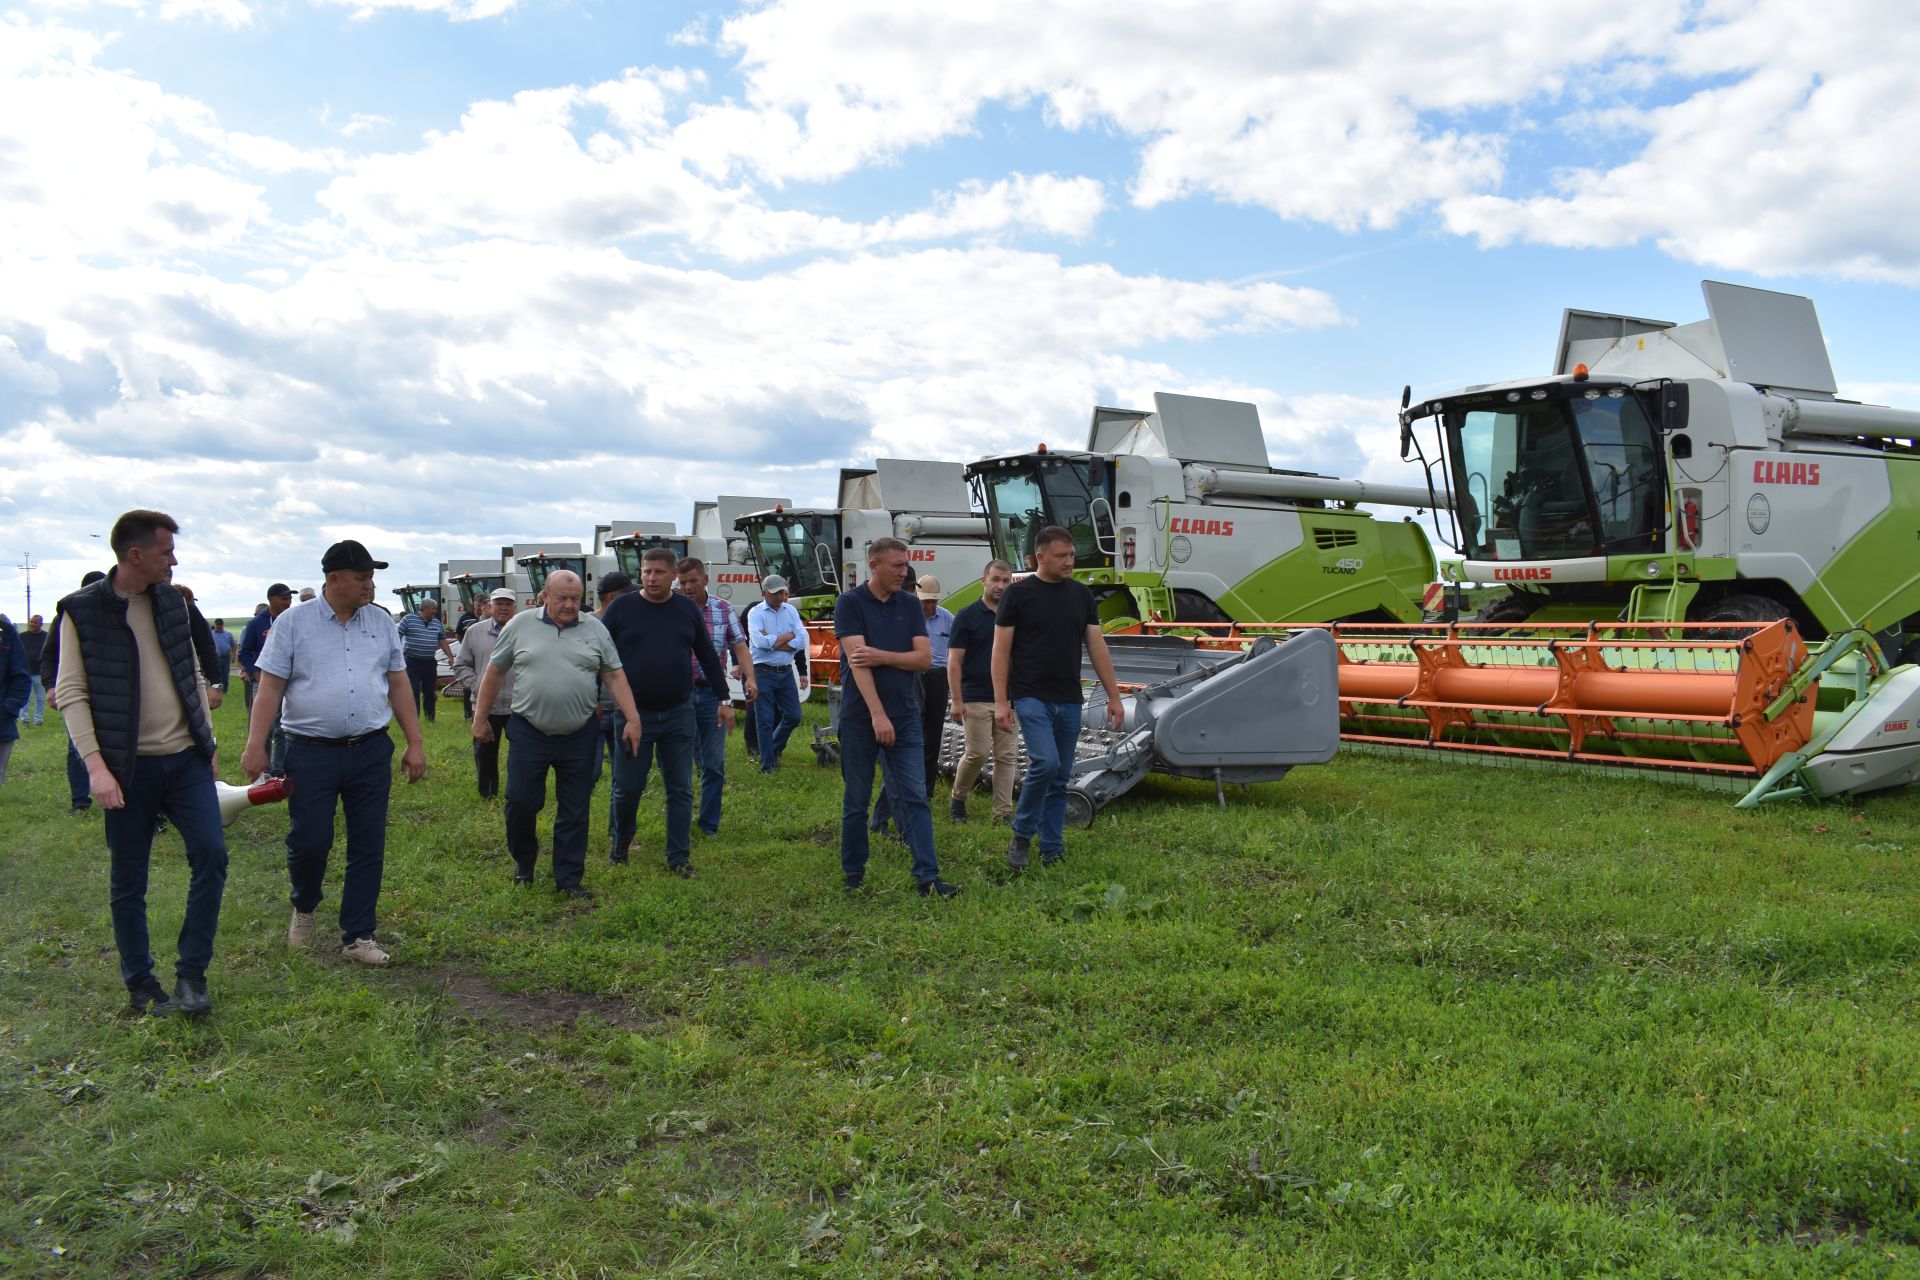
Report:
340,937,391,967
288,910,316,949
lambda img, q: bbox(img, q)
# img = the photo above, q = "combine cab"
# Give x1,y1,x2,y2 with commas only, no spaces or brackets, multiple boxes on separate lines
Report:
1401,281,1920,651
967,393,1444,628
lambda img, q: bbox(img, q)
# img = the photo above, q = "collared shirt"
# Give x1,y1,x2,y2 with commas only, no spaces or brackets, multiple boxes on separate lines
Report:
747,600,807,668
209,628,235,660
923,604,954,669
690,593,746,684
397,611,446,660
453,616,515,717
256,597,406,738
488,606,621,734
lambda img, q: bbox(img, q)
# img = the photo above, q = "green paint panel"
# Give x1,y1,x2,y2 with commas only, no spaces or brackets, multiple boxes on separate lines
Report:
1806,459,1920,634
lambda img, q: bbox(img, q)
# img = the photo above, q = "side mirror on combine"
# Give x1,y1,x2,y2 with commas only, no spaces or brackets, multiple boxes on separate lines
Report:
1398,385,1413,460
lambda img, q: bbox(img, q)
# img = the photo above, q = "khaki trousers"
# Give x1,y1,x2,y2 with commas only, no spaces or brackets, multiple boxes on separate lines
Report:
951,702,1018,818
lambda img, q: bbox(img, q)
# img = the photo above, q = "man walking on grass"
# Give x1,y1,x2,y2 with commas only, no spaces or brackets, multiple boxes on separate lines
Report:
397,598,454,723
55,510,225,1016
472,570,643,899
237,582,292,775
453,587,518,799
16,614,46,726
746,575,807,770
243,540,428,968
678,556,756,837
992,525,1125,870
0,614,27,788
836,537,958,898
947,559,1018,824
602,547,732,876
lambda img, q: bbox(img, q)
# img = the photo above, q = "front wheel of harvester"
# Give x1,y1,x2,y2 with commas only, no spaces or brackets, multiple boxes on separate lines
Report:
1063,788,1097,829
1468,594,1538,631
1691,593,1794,639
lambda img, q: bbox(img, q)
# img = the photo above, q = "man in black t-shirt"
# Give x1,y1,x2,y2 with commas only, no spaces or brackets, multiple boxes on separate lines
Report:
835,537,957,898
992,525,1124,869
600,547,730,877
946,558,1018,824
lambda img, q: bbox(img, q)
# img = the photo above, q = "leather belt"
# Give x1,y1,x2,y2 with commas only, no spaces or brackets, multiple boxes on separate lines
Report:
287,728,389,748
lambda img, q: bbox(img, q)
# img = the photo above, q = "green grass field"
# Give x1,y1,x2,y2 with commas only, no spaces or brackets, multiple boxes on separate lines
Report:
2,691,1915,1278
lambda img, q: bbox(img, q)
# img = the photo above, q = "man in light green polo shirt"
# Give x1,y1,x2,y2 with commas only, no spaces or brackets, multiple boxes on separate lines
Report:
473,571,641,898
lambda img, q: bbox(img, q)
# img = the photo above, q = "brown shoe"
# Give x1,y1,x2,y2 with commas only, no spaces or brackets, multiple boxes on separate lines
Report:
340,937,391,966
288,910,316,950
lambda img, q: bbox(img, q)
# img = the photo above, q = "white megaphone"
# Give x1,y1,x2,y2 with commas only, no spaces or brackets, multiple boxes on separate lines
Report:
215,776,292,827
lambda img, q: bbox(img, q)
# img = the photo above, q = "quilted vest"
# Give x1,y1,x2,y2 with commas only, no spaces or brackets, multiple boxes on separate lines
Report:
59,573,216,787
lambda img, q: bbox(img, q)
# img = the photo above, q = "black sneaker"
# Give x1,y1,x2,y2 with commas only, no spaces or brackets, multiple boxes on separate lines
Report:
70,804,91,817
947,798,968,823
173,974,212,1016
558,884,595,900
609,837,631,866
668,863,695,879
844,874,865,892
512,863,534,885
1040,850,1066,867
1006,834,1031,870
916,879,962,899
127,978,174,1017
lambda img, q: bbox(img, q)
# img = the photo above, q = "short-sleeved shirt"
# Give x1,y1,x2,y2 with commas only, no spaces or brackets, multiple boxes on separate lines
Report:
209,628,235,660
834,583,928,725
995,576,1098,703
923,605,954,669
397,612,446,660
488,607,621,734
691,593,746,683
257,598,407,738
947,601,998,702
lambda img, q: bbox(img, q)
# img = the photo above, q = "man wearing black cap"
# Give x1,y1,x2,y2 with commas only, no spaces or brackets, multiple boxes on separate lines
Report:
237,581,293,776
242,540,426,967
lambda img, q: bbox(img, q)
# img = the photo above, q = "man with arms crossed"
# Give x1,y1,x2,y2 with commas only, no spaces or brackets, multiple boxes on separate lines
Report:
836,538,958,897
677,556,756,836
946,559,1018,824
56,510,225,1015
992,526,1125,869
602,547,732,875
244,540,428,967
472,570,643,898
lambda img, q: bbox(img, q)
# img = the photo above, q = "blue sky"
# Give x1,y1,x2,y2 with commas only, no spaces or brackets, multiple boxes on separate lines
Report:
3,0,1917,615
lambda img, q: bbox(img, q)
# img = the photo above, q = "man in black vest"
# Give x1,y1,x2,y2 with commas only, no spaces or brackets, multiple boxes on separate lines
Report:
54,510,226,1017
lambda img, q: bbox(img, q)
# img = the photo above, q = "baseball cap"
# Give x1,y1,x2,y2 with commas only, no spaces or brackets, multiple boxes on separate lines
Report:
320,540,389,573
489,587,517,602
915,574,943,600
761,574,789,594
597,570,634,597
266,581,292,599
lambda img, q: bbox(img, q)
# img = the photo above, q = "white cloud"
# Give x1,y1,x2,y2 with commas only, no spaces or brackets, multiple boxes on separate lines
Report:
315,0,519,21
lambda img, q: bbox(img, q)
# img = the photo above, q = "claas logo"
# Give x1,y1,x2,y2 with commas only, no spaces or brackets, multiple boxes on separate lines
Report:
1753,459,1820,485
1168,517,1234,536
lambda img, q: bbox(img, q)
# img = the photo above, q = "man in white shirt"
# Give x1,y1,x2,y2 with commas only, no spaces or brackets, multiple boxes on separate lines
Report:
746,575,807,771
242,540,427,967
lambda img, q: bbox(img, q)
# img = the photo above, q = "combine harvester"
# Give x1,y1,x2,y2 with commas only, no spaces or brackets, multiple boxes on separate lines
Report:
1097,282,1920,809
966,392,1445,628
736,461,995,621
514,522,657,606
603,497,789,609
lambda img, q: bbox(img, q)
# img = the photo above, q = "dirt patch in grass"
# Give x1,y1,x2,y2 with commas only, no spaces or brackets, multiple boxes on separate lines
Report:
418,966,651,1030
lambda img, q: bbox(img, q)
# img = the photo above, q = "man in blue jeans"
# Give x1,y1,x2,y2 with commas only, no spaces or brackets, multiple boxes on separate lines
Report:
836,537,958,898
747,575,806,770
244,540,428,967
601,547,731,876
678,557,756,836
54,510,226,1016
992,524,1125,870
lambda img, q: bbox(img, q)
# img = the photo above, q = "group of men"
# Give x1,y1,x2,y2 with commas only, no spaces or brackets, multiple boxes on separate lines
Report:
32,507,1120,1019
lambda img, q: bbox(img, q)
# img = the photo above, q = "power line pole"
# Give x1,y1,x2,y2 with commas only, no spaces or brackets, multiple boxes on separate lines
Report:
15,551,31,620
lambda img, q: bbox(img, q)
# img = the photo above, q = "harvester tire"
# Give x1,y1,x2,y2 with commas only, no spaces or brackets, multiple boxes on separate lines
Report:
1469,595,1537,628
1063,788,1097,829
1692,593,1793,639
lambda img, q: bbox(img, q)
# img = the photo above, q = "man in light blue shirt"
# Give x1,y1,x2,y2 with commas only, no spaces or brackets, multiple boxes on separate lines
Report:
243,540,426,968
746,574,807,771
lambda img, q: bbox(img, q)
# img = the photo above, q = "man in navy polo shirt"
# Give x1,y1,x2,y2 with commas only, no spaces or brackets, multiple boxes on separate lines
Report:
835,537,958,898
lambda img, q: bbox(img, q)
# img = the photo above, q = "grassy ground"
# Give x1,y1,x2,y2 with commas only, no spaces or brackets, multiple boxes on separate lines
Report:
1,691,1915,1278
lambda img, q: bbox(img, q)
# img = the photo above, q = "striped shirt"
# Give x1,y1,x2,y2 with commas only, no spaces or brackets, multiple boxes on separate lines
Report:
690,593,745,684
256,598,406,738
396,612,446,660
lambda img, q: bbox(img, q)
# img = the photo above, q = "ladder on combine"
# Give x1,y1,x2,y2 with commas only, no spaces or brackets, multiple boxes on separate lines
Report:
1104,620,1920,807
